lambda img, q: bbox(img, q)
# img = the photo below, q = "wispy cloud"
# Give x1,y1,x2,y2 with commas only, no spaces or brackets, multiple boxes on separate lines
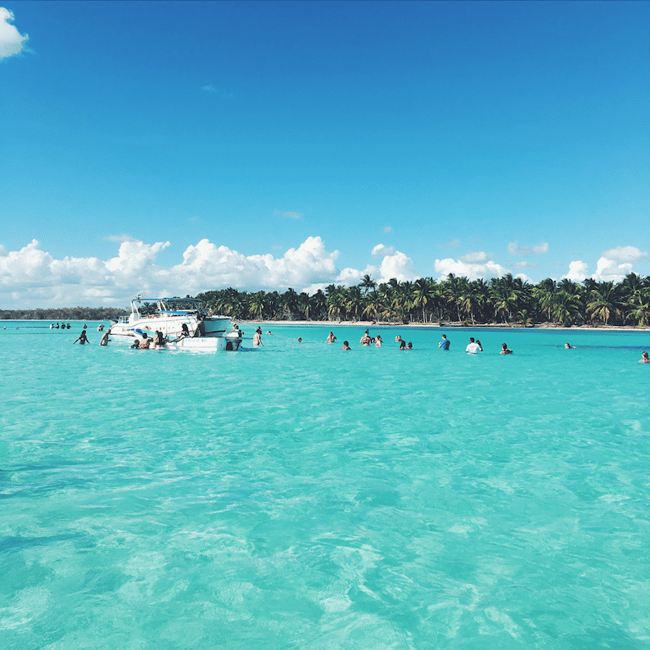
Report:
514,261,539,269
104,234,135,243
508,241,549,257
274,210,302,219
439,239,460,248
0,8,28,59
201,84,234,99
384,226,392,233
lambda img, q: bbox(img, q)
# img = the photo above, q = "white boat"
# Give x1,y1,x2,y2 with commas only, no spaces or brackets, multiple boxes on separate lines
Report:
111,296,243,350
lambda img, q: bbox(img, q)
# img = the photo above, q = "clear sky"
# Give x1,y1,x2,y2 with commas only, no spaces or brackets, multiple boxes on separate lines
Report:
1,1,649,308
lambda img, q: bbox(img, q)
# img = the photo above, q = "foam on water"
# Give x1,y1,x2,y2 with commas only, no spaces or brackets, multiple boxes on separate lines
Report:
2,322,650,648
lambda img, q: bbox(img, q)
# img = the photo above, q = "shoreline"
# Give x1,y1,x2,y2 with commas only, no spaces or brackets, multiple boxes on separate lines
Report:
238,320,650,333
3,318,648,333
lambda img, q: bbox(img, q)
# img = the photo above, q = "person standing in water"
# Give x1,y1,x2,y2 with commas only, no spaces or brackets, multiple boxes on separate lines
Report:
253,329,263,347
74,330,90,345
466,337,481,354
439,334,450,350
500,343,513,355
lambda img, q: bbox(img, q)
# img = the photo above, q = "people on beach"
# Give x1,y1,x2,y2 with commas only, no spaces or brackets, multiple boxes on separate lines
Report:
341,340,351,350
500,343,513,355
327,331,337,344
439,334,450,350
640,351,650,363
466,337,481,354
375,334,383,347
74,330,89,345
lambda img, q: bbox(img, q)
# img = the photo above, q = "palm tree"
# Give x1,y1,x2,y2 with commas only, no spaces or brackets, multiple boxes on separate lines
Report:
411,277,436,323
586,281,625,325
359,274,377,295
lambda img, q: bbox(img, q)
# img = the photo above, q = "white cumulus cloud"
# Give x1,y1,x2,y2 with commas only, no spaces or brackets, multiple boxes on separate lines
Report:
0,8,28,59
563,261,588,282
591,246,648,282
372,244,395,258
508,241,549,257
435,253,508,281
600,246,647,264
0,237,344,308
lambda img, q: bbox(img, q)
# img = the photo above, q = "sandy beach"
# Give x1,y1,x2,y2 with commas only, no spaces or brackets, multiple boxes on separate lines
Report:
237,319,650,332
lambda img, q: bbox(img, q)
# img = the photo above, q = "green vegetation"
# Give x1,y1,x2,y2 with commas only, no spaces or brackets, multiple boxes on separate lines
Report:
196,272,650,327
4,272,650,327
0,306,128,322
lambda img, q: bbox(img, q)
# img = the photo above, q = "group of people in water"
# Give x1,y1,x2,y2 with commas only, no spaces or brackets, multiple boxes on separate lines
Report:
66,322,650,362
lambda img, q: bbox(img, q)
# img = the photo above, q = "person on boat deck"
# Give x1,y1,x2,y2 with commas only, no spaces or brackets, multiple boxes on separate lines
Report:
74,330,89,345
500,343,513,355
640,351,650,363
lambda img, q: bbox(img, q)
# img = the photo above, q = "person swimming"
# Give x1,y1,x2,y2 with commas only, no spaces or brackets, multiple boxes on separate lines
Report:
500,343,513,355
341,341,351,350
564,343,576,349
640,351,650,363
327,331,337,343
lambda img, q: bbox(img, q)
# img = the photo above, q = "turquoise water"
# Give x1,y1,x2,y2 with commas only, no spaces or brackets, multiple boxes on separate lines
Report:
2,322,650,649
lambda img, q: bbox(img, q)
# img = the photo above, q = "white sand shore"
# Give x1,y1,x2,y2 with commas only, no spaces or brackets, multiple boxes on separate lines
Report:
238,320,650,332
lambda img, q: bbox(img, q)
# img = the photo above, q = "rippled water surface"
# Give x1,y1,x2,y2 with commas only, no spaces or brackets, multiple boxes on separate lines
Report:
2,322,650,649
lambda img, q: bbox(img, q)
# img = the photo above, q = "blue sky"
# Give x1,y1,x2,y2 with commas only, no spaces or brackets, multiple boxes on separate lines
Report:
1,1,649,308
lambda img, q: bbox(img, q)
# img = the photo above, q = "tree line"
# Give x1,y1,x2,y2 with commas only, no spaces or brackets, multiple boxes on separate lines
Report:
196,273,650,327
0,306,128,322
3,272,649,326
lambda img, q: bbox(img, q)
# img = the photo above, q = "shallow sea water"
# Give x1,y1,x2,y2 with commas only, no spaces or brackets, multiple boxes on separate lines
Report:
2,322,650,649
